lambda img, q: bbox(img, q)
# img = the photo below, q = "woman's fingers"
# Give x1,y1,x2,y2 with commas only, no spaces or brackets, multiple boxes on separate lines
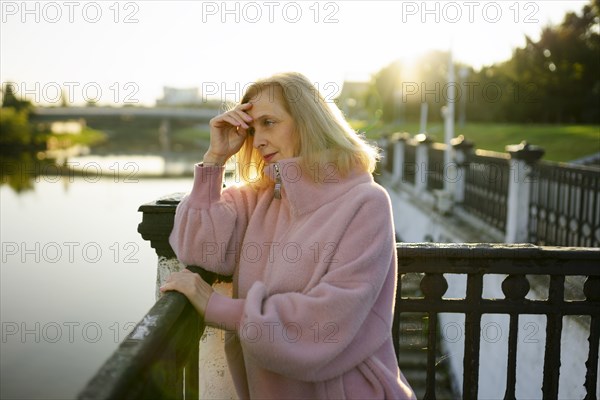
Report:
212,113,245,129
159,270,214,316
160,271,185,292
211,104,253,128
206,102,254,162
238,101,253,113
232,107,253,123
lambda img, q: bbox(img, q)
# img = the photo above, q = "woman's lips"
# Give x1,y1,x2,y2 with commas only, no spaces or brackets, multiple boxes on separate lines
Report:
263,152,277,162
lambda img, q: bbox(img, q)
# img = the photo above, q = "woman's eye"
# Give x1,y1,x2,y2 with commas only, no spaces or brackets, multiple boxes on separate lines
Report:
264,120,275,126
247,127,255,136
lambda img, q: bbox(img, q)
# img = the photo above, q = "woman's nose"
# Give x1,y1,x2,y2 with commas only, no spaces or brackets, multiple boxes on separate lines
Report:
252,130,267,149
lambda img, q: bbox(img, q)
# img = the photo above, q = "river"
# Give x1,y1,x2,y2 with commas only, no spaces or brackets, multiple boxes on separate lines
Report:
0,157,197,399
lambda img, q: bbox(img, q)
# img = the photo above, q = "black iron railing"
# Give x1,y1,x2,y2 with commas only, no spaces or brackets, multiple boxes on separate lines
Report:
426,143,446,191
462,150,510,231
386,136,396,175
382,133,599,246
529,160,600,247
77,194,600,400
392,243,600,400
78,289,202,400
404,141,417,185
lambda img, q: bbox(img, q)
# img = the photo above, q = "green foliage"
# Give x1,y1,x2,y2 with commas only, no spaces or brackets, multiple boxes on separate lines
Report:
0,107,31,145
172,126,210,143
371,60,403,123
364,0,599,124
1,82,32,112
1,99,106,150
46,127,107,147
483,0,600,123
361,120,599,162
0,152,42,193
443,123,599,162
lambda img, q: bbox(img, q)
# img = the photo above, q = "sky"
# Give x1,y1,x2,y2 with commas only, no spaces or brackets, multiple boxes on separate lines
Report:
0,0,591,106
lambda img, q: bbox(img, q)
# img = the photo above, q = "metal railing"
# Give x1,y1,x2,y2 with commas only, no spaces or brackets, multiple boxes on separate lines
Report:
78,245,600,400
426,143,446,191
462,150,510,232
530,160,600,247
385,137,396,176
403,141,417,184
392,243,600,400
77,194,600,399
382,133,600,246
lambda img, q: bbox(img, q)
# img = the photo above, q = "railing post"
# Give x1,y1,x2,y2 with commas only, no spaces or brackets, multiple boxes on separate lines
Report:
138,193,187,298
415,133,433,194
392,132,410,183
138,194,237,400
451,135,474,204
505,142,545,243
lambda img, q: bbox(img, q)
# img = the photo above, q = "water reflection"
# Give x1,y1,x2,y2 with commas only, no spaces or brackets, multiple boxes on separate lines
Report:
1,150,202,194
0,154,194,399
0,151,58,193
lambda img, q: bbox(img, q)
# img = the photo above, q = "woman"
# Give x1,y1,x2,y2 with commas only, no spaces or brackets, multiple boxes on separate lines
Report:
162,72,415,399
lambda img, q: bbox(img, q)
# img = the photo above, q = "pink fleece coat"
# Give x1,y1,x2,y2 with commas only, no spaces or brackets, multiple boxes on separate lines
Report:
169,157,415,400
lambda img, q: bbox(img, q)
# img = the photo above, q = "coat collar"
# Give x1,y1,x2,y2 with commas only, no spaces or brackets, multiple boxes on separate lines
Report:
263,157,373,217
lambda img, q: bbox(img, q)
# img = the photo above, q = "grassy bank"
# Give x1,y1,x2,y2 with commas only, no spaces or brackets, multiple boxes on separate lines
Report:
355,121,599,163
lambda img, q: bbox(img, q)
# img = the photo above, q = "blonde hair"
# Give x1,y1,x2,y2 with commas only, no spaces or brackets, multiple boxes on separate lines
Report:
235,72,379,188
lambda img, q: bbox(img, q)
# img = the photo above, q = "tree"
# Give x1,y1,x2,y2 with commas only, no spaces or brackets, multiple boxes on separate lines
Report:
1,82,32,112
0,107,32,146
371,60,403,123
493,0,599,123
368,0,599,124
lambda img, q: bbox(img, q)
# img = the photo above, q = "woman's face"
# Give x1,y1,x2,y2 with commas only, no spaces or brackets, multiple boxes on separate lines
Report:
247,88,297,164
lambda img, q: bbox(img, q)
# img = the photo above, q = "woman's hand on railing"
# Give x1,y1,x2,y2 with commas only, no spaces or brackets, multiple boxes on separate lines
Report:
160,269,214,317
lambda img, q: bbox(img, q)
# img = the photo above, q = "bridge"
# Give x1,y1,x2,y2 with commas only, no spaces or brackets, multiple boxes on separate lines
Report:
31,106,221,153
32,106,219,120
75,132,600,399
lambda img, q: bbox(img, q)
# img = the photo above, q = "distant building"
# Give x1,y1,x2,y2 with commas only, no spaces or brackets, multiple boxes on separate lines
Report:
156,87,203,106
50,119,85,134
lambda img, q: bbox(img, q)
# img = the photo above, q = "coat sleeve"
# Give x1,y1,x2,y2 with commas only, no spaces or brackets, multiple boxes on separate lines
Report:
168,164,257,276
204,184,398,381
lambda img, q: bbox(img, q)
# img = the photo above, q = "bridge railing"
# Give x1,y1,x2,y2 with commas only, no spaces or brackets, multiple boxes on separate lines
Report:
381,132,600,246
462,150,510,232
530,160,600,247
393,243,600,399
426,142,446,192
77,289,202,400
75,194,600,399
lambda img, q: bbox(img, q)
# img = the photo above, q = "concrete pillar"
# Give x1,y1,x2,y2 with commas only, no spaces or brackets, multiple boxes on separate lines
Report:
156,256,185,299
505,142,545,243
158,118,171,152
392,132,410,183
451,135,474,204
415,133,433,193
138,194,237,400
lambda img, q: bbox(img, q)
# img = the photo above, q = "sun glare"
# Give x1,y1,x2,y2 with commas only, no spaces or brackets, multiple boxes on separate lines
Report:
0,1,589,105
